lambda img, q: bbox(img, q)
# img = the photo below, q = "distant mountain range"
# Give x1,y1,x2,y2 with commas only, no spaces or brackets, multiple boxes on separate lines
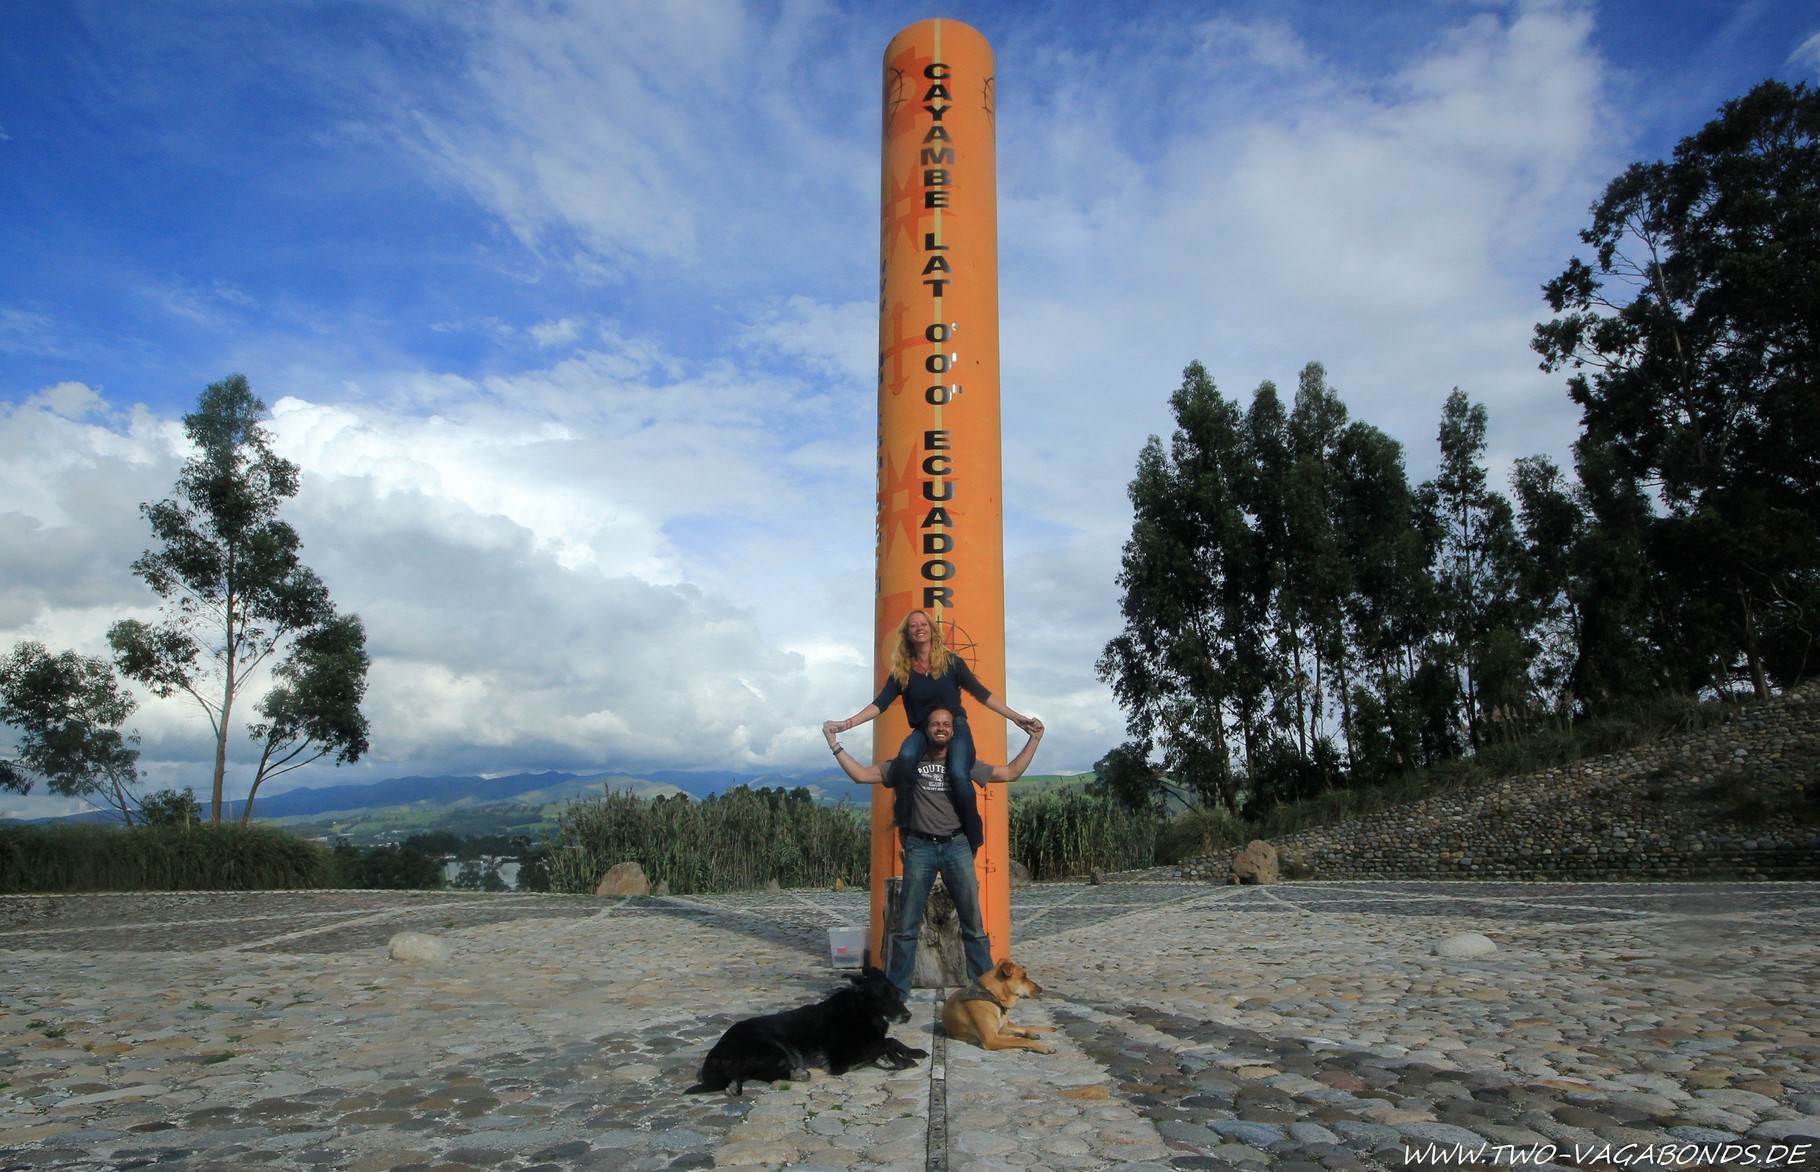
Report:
11,765,1087,833
253,766,861,817
252,770,700,818
9,766,859,827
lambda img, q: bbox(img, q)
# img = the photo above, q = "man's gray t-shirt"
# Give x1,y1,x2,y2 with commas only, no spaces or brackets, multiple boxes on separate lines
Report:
882,756,992,839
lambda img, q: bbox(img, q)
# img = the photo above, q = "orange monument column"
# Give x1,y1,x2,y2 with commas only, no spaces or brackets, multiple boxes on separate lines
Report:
871,19,1009,973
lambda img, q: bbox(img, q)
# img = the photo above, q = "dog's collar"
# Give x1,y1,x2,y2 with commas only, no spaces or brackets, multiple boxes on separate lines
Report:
954,977,1005,1009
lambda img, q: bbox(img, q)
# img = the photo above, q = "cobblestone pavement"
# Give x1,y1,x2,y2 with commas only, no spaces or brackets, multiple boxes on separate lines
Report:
2,880,1817,1171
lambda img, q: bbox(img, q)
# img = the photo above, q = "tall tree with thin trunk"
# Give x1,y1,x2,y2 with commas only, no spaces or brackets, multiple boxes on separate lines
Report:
1420,389,1528,746
1238,381,1293,789
109,375,368,822
1510,454,1583,715
1098,362,1251,814
1285,362,1354,780
1330,420,1431,778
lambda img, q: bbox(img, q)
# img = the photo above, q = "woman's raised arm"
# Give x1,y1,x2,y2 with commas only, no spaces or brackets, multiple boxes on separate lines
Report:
822,703,882,738
981,693,1039,735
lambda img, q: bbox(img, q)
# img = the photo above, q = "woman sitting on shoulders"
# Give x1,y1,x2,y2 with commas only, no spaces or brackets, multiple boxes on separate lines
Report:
822,608,1039,789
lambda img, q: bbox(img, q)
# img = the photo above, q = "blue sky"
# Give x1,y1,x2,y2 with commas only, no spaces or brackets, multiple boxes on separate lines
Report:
3,1,1816,815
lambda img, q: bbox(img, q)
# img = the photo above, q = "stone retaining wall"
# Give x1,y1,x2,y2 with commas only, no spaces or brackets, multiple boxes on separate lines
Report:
1180,686,1820,882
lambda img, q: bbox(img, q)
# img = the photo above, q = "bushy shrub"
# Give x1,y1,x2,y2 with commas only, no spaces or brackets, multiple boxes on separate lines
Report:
0,822,333,893
138,788,203,827
515,845,552,891
1155,804,1246,864
353,840,446,889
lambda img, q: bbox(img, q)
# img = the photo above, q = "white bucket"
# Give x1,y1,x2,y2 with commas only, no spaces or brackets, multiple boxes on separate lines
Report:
827,926,865,968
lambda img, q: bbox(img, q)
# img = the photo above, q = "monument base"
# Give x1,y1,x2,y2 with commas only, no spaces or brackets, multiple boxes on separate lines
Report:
881,875,967,988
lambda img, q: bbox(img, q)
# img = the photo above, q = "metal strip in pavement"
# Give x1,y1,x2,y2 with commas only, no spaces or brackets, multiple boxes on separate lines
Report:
927,991,949,1172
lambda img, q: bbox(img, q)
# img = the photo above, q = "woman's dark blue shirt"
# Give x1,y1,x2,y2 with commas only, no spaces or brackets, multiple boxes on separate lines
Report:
871,659,993,729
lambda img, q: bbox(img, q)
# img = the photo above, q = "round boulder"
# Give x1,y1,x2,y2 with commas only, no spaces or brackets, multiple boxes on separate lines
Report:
596,861,651,897
1229,840,1280,885
1434,931,1498,958
387,931,450,965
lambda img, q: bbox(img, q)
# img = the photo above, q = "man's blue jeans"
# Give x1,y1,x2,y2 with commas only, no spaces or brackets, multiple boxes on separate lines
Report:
888,831,994,998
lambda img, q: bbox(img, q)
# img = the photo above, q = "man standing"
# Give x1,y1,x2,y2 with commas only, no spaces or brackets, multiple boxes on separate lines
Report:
824,707,1043,997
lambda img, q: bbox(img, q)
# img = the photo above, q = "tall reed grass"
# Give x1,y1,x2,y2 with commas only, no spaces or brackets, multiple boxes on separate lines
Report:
0,823,334,893
549,787,871,895
1008,789,1155,879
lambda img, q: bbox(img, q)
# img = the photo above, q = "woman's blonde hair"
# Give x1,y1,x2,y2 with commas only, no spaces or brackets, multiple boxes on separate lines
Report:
889,609,953,686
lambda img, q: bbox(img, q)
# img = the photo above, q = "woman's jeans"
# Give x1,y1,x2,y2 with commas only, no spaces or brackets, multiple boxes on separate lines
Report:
894,717,976,786
887,831,994,998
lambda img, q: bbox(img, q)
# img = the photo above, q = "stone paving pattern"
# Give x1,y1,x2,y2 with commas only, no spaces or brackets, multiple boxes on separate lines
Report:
1,880,1817,1171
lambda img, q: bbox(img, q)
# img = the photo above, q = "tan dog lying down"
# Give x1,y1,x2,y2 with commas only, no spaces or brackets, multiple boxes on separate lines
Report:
941,959,1056,1053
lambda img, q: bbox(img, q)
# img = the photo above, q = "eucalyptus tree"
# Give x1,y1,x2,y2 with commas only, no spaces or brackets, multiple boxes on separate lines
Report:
1328,420,1434,779
109,375,369,822
1237,381,1293,786
0,642,142,822
1283,363,1355,771
1510,454,1583,714
1098,362,1253,813
1236,364,1358,804
1104,358,1470,809
1534,80,1820,697
1420,389,1529,746
243,611,370,823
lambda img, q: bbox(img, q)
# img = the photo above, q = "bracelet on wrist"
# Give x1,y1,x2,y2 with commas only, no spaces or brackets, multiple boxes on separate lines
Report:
831,743,844,756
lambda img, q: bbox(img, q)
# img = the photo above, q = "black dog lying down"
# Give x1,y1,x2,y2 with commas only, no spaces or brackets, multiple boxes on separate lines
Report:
687,966,928,1095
